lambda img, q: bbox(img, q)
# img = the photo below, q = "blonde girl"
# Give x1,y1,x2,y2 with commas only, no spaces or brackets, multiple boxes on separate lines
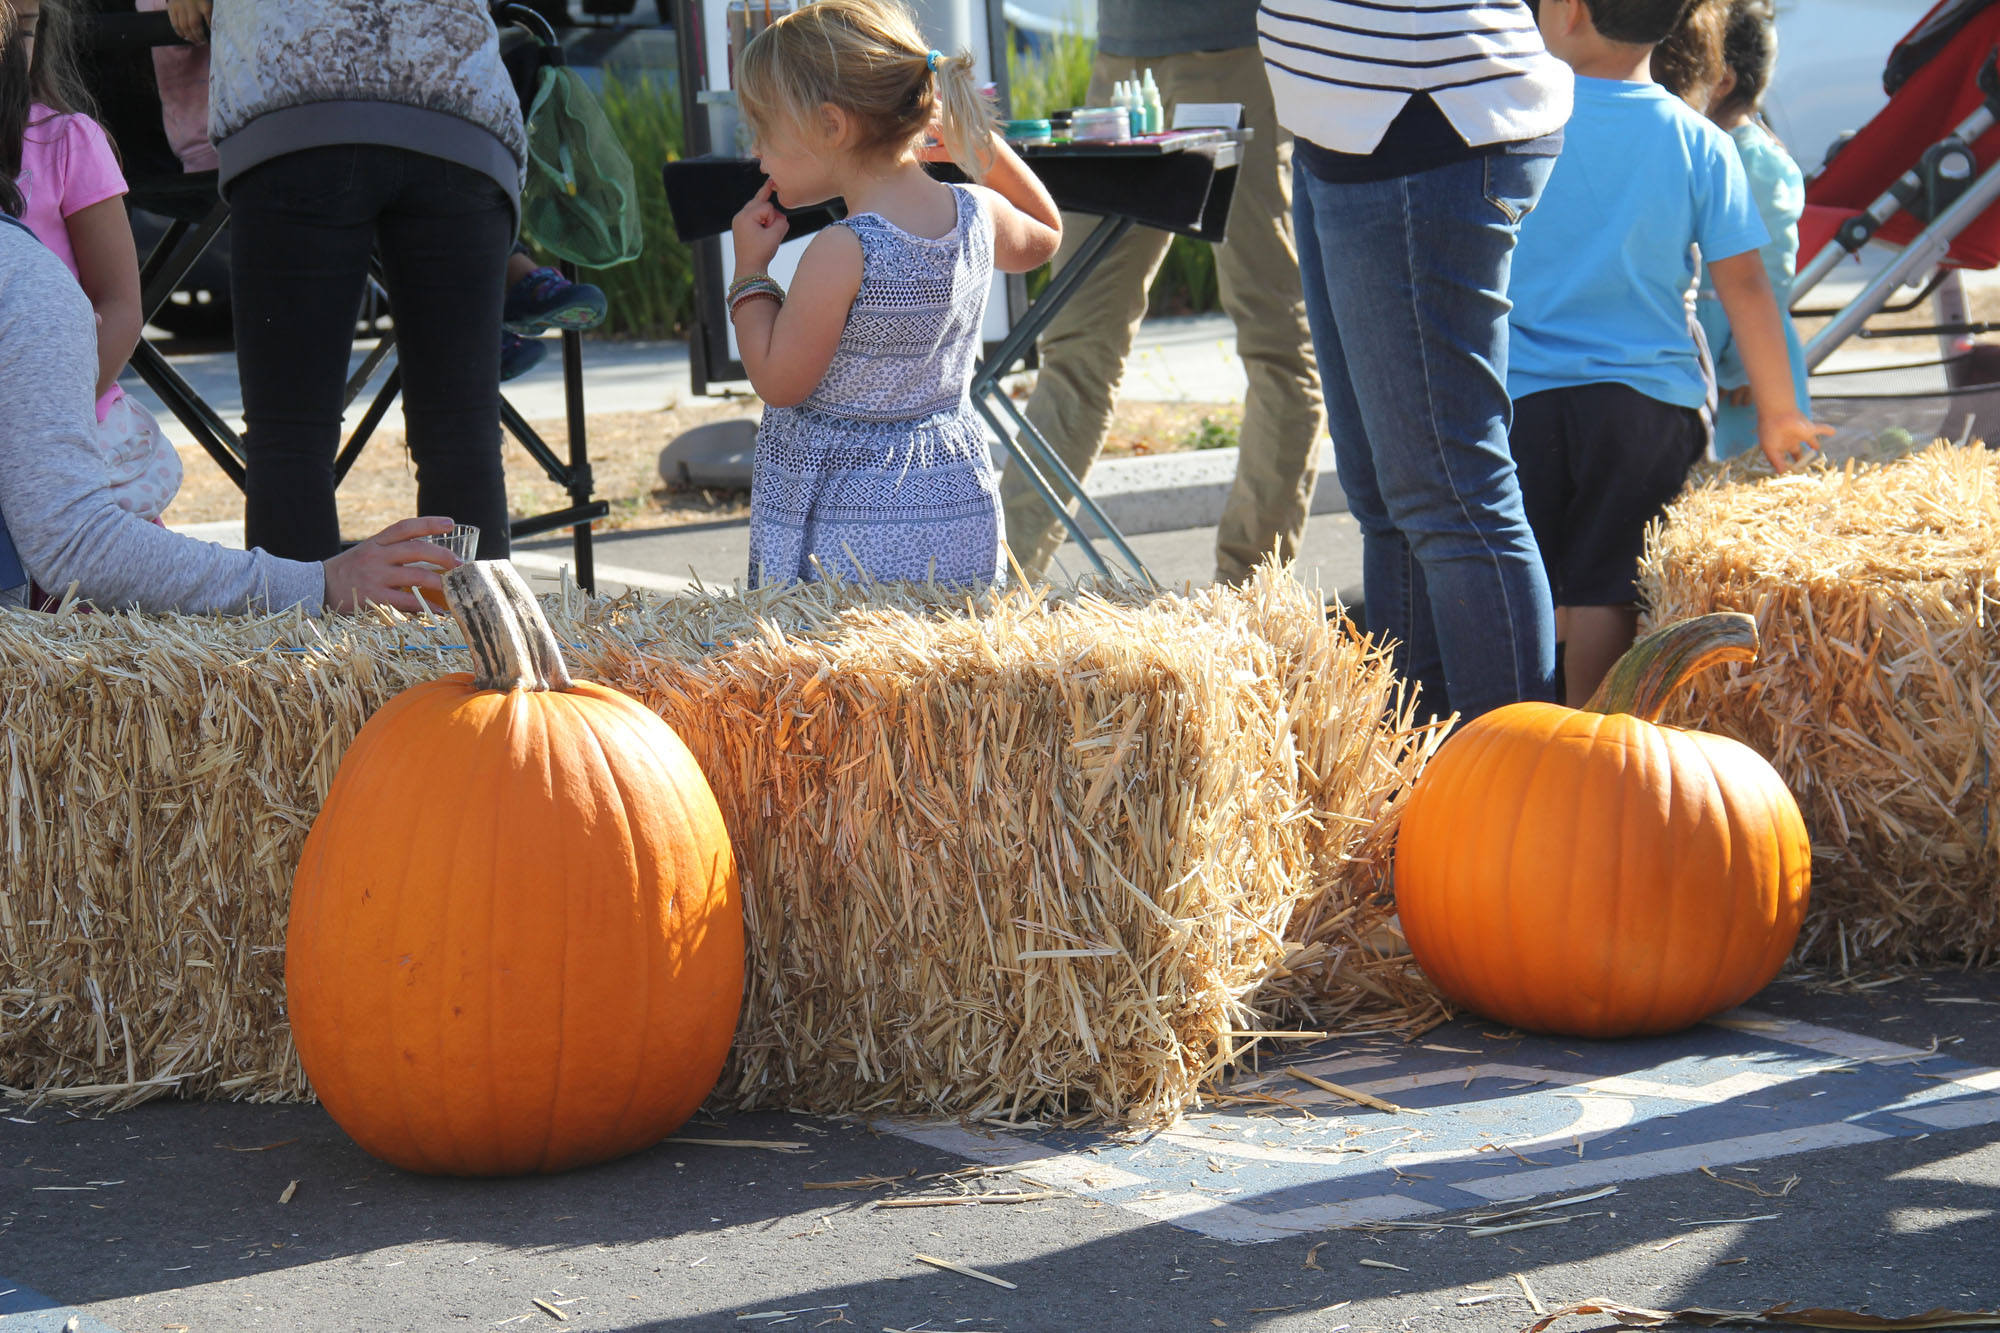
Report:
730,0,1061,587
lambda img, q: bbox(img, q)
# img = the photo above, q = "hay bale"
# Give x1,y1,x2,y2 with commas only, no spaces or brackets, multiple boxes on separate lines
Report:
584,571,1440,1124
1642,444,2000,969
0,571,1436,1123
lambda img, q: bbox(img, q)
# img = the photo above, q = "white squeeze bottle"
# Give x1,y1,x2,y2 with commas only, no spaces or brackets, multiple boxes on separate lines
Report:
1143,68,1164,134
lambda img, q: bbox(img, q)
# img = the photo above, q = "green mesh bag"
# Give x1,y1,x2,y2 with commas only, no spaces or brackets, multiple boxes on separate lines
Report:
520,65,643,268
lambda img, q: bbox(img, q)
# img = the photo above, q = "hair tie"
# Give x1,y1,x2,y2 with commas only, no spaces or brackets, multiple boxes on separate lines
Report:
926,49,942,71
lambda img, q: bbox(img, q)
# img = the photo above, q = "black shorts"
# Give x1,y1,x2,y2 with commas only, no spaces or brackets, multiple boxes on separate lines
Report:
1510,383,1707,607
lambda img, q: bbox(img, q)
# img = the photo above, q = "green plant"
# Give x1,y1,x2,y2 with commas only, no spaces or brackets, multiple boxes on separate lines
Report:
572,71,696,338
1182,414,1239,451
1005,22,1094,121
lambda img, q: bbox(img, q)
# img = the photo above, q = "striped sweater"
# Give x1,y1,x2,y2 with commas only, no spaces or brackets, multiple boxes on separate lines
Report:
1258,0,1572,153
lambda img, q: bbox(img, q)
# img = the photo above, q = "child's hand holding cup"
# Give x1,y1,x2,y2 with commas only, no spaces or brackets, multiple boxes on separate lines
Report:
414,523,480,610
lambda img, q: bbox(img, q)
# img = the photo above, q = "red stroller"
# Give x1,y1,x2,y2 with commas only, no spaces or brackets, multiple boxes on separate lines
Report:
1796,0,2000,371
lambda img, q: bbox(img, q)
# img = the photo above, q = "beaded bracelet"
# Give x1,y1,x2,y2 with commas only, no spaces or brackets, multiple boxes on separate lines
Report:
727,273,786,316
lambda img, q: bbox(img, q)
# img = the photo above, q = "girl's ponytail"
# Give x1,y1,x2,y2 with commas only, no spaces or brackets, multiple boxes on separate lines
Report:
932,48,995,181
740,1,995,175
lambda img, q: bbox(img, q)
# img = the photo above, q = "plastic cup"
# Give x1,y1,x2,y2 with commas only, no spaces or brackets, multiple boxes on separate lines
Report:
416,524,479,610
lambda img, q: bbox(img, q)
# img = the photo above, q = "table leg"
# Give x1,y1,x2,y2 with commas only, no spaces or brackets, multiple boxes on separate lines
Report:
971,215,1156,585
989,388,1155,584
974,394,1112,580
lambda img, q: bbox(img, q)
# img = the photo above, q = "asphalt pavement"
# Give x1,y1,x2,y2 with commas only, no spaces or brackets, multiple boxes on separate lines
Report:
5,974,1997,1332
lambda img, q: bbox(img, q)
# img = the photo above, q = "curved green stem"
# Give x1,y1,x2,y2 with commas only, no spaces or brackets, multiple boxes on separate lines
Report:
1583,612,1758,722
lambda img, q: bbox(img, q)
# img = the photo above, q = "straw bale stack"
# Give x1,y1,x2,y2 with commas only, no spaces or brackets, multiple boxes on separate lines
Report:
1642,444,2000,969
1,570,1437,1122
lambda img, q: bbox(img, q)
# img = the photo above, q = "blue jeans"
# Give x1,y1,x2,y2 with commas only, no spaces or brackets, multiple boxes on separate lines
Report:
1294,152,1557,721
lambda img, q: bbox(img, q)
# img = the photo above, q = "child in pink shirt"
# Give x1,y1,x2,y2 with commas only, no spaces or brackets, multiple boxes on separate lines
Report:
6,0,179,520
137,0,218,174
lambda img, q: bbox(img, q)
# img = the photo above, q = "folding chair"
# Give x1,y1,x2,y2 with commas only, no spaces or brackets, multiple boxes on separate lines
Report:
82,1,609,588
1793,0,2000,371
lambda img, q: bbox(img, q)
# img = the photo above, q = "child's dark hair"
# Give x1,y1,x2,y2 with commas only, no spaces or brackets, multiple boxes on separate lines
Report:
1652,0,1725,105
1580,0,1697,47
737,0,995,180
0,6,22,214
0,0,103,188
1713,0,1776,119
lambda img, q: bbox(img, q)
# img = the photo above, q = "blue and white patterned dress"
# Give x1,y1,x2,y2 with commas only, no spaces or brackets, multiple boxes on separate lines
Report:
748,185,1005,588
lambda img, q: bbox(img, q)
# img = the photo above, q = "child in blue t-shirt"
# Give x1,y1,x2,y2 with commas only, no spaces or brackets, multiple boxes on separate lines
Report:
1508,0,1831,706
1695,0,1813,459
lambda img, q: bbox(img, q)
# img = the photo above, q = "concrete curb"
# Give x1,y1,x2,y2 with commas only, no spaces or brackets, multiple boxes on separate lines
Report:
1069,446,1346,537
659,429,1348,539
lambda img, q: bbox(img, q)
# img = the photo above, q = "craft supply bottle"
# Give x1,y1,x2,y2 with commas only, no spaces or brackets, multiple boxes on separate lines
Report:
1143,69,1163,133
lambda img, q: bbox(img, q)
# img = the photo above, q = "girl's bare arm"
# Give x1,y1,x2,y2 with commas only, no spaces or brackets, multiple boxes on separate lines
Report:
1708,250,1831,471
971,136,1061,273
65,198,144,401
731,228,864,409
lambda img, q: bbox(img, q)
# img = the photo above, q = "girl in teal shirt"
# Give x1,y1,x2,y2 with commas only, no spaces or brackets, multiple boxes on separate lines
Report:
1696,0,1813,459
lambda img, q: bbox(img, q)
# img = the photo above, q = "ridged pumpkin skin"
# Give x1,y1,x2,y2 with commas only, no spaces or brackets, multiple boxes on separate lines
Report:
287,567,742,1176
1394,616,1810,1038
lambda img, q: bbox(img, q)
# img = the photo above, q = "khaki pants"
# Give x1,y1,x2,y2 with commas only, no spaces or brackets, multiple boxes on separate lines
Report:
998,46,1326,583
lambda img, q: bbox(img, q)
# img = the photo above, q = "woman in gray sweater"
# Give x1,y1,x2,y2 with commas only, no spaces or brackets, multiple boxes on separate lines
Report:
207,0,527,565
0,216,455,615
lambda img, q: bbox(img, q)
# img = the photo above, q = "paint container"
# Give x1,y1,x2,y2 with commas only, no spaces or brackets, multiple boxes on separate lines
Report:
1069,106,1130,142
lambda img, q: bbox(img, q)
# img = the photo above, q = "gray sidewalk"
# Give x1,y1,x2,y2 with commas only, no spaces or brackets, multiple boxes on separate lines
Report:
504,505,1365,606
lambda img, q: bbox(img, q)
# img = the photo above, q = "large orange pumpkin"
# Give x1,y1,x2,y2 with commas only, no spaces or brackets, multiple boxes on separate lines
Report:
287,562,743,1175
1394,614,1810,1038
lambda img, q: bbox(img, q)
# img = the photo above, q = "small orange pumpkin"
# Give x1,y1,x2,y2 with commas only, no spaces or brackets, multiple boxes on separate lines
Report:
287,562,743,1175
1394,613,1810,1038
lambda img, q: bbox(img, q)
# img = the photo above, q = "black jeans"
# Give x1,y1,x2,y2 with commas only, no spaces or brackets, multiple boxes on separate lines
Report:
230,145,514,561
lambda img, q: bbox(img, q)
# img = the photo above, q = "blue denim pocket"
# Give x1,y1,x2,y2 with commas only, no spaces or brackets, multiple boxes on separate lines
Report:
1482,151,1555,227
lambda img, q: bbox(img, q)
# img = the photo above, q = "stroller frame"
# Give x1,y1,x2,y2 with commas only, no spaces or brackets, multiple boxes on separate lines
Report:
1795,49,2000,370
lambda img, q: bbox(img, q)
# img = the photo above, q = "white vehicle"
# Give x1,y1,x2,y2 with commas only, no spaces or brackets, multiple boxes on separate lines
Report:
1764,0,1936,173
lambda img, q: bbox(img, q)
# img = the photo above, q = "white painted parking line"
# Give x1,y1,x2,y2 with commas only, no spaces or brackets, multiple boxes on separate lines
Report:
1450,1122,1892,1200
884,1012,2000,1244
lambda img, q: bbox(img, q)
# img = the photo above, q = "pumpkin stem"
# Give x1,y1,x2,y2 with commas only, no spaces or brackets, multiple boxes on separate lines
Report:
443,560,576,693
1583,612,1759,722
